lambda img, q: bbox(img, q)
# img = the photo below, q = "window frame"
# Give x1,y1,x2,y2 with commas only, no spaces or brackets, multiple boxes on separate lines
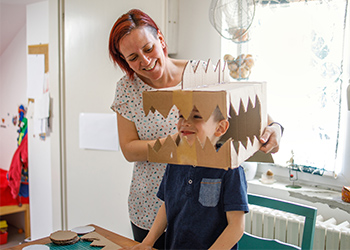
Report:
220,0,350,187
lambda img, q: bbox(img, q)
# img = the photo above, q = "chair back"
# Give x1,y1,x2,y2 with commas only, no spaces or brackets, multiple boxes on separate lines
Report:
239,193,317,250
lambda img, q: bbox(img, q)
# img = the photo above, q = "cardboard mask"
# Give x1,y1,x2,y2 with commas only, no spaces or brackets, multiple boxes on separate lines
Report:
143,60,267,169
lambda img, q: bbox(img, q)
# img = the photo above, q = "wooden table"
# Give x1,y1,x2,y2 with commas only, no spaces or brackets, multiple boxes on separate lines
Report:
5,224,140,250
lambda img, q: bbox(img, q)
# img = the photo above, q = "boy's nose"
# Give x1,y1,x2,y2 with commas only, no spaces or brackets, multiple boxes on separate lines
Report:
182,119,191,126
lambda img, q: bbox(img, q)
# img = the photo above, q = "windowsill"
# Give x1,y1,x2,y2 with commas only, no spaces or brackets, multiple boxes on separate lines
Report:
248,178,348,211
247,164,350,223
256,163,349,191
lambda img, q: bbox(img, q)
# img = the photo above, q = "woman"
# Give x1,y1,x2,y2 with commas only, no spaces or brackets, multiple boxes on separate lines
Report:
109,9,282,249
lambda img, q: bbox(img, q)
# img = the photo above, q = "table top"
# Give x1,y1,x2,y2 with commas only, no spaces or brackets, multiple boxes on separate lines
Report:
5,224,139,250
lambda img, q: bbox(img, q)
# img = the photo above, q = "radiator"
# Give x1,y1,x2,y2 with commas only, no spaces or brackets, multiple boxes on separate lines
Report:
246,205,350,250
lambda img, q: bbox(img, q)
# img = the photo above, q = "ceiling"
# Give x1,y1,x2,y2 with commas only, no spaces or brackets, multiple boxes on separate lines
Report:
0,0,44,55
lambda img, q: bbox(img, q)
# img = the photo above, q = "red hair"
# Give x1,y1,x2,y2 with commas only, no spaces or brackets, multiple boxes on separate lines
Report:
108,9,168,80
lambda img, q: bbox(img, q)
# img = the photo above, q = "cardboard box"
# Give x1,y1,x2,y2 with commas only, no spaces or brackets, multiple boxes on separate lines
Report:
143,60,267,169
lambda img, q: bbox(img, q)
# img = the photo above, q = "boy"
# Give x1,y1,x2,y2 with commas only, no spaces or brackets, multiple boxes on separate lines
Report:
132,106,249,250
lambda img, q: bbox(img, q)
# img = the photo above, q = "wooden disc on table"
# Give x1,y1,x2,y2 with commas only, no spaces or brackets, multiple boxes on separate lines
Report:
50,230,79,245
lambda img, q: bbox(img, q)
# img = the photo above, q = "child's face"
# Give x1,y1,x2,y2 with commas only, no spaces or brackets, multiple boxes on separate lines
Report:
177,108,220,146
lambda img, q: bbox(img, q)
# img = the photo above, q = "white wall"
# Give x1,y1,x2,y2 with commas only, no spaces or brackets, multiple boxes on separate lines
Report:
0,25,27,171
175,0,221,62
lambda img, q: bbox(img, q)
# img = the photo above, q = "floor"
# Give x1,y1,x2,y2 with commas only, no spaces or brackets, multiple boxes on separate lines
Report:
0,224,26,249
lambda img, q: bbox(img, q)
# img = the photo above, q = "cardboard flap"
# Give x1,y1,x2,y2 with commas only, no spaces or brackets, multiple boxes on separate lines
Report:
197,138,231,170
173,90,193,120
148,136,178,163
193,91,227,121
177,137,197,165
143,90,174,118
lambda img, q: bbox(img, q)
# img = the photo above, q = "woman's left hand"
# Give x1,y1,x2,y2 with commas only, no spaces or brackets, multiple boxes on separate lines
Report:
259,123,282,154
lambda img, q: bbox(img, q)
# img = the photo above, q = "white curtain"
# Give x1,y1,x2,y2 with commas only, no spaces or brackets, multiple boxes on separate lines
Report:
223,0,348,173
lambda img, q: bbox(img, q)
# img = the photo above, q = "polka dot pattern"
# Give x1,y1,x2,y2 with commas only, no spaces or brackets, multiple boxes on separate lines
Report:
111,74,179,230
110,61,202,230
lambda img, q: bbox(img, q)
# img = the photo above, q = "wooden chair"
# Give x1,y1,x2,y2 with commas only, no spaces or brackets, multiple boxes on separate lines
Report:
238,193,317,250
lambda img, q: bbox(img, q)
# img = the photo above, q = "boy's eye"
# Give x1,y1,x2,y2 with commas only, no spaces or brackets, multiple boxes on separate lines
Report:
194,115,202,119
179,114,184,118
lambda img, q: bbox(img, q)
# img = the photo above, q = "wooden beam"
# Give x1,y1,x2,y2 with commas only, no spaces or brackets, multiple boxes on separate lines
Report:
28,44,49,73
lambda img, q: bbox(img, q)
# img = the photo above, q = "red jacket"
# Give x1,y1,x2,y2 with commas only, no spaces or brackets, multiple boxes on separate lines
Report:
8,134,28,199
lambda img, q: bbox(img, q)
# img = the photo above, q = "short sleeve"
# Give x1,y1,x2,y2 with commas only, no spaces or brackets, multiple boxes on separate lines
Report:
223,166,249,213
110,75,134,120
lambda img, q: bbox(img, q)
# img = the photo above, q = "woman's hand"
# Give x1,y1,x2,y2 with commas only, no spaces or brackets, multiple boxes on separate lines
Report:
259,120,282,154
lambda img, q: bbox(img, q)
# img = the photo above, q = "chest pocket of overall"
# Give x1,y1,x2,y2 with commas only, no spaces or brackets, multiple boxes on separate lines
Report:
199,178,222,207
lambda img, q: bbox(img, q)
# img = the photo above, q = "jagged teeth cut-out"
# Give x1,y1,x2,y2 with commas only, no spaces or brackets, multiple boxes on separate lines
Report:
144,59,267,169
222,94,262,149
229,137,261,167
148,136,232,169
229,89,261,115
148,134,262,169
143,91,227,121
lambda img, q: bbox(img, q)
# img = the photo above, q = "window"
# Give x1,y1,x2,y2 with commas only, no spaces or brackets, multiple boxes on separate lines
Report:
221,0,349,174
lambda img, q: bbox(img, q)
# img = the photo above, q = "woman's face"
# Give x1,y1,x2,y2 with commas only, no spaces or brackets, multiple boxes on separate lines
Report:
119,27,166,86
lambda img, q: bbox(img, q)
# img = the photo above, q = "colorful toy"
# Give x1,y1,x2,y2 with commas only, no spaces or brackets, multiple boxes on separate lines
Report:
17,105,27,146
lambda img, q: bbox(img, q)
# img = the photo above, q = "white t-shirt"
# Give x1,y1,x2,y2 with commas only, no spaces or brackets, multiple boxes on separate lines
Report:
111,73,179,230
